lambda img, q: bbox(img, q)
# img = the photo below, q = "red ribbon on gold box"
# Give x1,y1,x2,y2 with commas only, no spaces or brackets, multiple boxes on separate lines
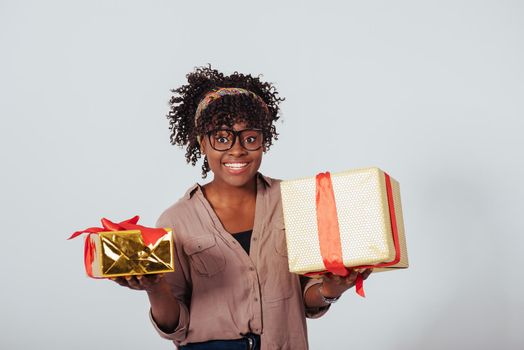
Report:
69,216,174,278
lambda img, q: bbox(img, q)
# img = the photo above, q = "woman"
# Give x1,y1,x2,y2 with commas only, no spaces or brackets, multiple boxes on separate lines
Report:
113,66,371,350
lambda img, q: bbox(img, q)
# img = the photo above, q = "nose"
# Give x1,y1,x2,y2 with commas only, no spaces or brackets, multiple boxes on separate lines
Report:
227,136,248,157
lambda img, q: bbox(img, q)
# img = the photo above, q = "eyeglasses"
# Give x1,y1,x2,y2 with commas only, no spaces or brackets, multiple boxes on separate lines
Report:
207,128,264,151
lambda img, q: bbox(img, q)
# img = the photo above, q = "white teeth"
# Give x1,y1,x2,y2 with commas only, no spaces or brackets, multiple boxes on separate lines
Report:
224,163,248,169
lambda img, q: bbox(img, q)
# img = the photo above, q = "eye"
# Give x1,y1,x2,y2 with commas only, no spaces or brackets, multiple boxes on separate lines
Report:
241,130,261,144
216,136,230,144
244,136,258,144
212,130,232,144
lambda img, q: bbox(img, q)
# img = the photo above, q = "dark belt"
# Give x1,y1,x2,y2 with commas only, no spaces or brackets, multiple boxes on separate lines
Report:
180,333,260,350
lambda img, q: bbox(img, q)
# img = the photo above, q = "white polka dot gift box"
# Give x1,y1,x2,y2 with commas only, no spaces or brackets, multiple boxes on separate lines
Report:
280,167,408,296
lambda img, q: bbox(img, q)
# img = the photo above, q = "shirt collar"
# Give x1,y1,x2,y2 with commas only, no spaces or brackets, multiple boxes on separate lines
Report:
184,172,272,200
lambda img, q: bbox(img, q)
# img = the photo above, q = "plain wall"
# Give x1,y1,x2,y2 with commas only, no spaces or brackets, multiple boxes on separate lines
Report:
1,1,523,349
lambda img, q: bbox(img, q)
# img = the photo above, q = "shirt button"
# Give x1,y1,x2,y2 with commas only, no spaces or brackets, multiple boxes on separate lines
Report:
249,267,255,271
254,297,258,302
253,237,257,241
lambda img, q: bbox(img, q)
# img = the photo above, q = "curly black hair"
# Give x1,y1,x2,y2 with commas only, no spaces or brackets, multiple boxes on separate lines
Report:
167,65,285,178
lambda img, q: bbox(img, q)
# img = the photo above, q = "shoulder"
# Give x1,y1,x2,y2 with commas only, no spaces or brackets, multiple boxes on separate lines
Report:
258,173,285,224
259,173,282,194
156,183,201,228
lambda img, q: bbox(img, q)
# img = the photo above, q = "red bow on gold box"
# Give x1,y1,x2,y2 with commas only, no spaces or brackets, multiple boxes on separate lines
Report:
69,216,174,278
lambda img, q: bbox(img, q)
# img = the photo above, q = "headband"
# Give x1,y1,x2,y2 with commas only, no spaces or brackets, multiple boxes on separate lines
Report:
194,87,268,127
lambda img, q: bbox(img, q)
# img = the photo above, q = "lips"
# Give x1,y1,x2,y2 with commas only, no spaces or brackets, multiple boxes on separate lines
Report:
223,161,250,174
224,162,248,169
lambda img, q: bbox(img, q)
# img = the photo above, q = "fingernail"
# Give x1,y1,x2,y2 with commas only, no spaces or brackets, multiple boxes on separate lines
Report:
125,276,131,280
136,275,143,280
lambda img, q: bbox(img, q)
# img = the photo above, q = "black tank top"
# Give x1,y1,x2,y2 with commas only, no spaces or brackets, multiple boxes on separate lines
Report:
232,230,252,255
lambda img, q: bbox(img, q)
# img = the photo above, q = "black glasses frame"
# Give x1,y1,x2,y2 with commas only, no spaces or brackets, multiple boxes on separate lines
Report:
206,128,264,152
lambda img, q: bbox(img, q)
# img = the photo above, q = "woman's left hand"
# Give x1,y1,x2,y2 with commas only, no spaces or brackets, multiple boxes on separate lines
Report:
320,268,373,298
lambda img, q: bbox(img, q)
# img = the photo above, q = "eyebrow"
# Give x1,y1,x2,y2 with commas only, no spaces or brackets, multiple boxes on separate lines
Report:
212,127,260,132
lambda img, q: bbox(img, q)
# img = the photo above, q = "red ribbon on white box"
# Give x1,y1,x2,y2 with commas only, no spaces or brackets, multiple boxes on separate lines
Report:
313,171,402,297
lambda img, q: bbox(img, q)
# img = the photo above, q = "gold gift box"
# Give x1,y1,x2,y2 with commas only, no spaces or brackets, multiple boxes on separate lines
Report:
280,167,408,275
88,229,174,278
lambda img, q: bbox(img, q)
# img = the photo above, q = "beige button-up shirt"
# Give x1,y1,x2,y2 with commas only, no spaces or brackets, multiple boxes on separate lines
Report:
151,173,329,349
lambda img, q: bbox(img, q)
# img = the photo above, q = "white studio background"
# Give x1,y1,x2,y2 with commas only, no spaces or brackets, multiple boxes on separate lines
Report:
1,1,523,349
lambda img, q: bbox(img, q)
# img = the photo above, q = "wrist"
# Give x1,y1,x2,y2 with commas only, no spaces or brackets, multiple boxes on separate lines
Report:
146,280,171,296
319,284,341,299
319,284,341,304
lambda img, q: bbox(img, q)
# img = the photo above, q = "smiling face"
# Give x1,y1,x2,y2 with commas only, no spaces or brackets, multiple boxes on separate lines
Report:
200,121,264,189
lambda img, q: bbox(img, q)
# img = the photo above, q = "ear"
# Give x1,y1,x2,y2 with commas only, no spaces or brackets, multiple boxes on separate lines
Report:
199,136,207,155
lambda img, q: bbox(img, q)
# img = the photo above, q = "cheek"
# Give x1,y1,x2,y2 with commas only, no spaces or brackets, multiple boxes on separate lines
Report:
204,149,227,173
206,154,222,172
251,151,264,167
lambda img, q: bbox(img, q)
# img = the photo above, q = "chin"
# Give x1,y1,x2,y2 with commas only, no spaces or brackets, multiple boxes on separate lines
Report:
212,163,260,188
222,171,258,188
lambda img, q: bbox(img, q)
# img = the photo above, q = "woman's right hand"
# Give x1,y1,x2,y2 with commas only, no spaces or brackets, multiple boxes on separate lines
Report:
111,274,166,293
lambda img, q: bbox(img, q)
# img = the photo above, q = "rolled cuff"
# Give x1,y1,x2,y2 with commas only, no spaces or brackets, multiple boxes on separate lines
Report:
149,301,190,344
303,278,330,319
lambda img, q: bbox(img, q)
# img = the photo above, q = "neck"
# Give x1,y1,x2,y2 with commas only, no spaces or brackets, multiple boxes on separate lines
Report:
203,175,258,207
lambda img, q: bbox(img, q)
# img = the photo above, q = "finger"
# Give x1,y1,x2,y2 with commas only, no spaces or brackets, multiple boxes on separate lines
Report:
343,278,353,287
362,269,373,280
138,275,156,290
136,275,153,290
332,274,344,283
125,275,142,290
345,270,359,284
322,272,334,282
137,274,164,290
148,273,164,284
339,270,358,286
111,277,130,287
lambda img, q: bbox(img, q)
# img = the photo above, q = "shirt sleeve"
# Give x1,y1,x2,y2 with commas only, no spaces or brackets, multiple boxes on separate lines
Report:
300,276,331,319
149,302,189,341
148,215,192,345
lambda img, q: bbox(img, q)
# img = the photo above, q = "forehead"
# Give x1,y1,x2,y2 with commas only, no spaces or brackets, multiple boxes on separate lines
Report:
218,121,249,131
206,115,255,130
